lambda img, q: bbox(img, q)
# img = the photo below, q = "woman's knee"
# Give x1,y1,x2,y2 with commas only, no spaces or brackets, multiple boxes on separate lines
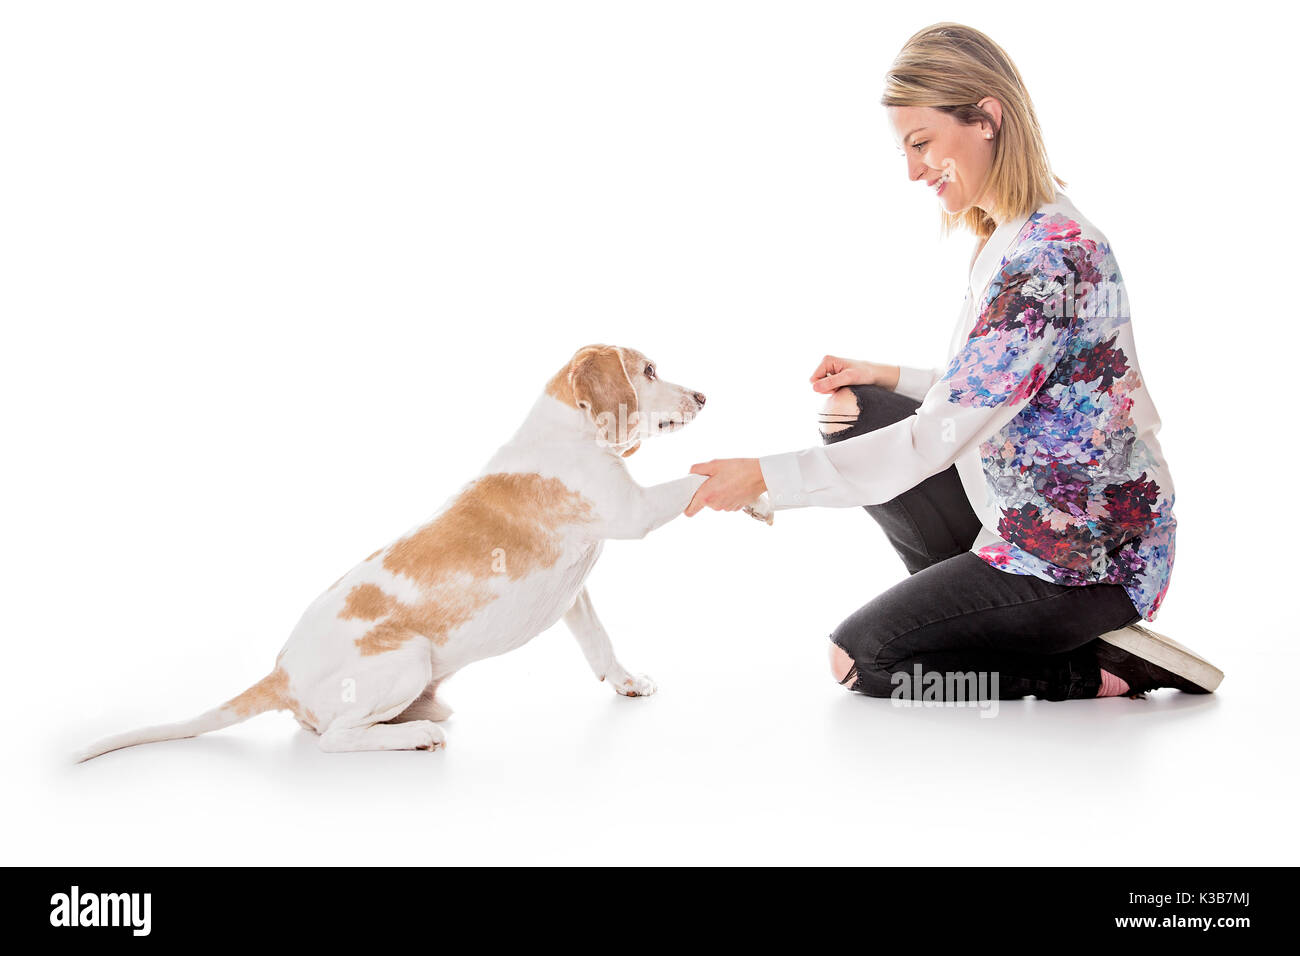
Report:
828,620,891,692
817,387,862,437
829,637,900,697
816,383,894,440
829,641,858,687
829,607,904,695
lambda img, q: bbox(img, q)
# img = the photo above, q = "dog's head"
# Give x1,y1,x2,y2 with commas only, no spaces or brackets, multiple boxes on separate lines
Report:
546,344,706,457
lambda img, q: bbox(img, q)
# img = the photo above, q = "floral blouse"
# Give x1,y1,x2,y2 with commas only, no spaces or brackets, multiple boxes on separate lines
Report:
758,189,1176,622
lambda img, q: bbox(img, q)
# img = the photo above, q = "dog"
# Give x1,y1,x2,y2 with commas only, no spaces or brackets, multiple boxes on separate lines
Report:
78,344,772,759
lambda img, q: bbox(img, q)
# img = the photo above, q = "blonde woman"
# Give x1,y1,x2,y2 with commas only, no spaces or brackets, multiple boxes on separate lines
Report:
686,22,1223,701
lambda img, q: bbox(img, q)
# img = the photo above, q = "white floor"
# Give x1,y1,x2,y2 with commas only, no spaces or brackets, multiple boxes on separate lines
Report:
18,505,1297,867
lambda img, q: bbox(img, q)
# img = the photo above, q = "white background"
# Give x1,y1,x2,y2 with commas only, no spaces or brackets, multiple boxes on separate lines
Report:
3,1,1295,865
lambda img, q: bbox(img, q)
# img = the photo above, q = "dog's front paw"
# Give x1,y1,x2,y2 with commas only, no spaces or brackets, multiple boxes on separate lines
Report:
743,493,774,526
613,673,657,698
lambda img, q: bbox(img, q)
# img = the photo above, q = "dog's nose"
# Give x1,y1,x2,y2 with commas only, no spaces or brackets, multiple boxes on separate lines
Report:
693,392,707,407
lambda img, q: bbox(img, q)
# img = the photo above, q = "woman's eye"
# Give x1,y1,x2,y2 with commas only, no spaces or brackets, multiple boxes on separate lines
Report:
912,141,927,152
645,364,656,379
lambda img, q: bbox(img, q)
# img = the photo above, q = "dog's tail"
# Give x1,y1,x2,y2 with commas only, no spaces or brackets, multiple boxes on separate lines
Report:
75,669,292,763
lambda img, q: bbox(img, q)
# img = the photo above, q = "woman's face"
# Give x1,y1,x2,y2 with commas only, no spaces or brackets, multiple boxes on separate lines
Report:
887,103,1000,218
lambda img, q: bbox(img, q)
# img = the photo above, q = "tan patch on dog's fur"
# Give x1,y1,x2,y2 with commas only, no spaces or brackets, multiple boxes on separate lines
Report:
339,582,398,620
224,667,314,729
545,356,581,408
224,668,319,730
225,669,289,716
384,473,595,586
339,473,595,655
351,588,494,656
340,575,494,656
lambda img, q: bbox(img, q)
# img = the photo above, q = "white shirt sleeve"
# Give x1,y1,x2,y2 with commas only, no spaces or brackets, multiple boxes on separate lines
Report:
894,364,941,402
759,242,1072,510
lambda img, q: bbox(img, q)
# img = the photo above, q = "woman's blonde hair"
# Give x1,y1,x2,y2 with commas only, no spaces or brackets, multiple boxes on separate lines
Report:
881,22,1065,240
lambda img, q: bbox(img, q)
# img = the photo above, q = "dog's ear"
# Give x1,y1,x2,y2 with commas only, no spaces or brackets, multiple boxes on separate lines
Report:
570,345,639,450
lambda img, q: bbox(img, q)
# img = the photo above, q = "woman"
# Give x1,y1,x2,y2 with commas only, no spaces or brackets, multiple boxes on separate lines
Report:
685,22,1222,701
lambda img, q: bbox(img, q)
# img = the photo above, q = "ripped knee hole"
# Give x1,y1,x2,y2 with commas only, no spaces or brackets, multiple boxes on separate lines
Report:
829,642,859,688
818,389,862,435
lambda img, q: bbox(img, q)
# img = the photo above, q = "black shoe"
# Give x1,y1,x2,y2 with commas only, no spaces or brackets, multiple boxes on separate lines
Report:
1094,623,1224,695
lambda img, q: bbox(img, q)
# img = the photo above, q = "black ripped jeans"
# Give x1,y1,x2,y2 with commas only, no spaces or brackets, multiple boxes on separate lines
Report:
822,384,1142,701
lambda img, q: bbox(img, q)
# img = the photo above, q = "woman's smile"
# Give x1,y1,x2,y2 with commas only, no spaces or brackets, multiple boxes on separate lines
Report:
888,104,999,217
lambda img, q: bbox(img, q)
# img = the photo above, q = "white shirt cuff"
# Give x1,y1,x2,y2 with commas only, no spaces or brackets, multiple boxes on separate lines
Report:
758,452,811,510
894,364,937,403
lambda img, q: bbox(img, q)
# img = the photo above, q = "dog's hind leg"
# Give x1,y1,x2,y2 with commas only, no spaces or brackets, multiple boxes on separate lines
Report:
319,719,446,752
316,644,444,752
385,679,453,723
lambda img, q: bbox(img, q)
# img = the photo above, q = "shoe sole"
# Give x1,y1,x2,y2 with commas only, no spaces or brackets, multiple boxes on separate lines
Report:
1097,623,1224,693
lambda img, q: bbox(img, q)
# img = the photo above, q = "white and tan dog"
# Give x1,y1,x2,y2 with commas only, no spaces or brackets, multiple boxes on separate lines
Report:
79,344,771,759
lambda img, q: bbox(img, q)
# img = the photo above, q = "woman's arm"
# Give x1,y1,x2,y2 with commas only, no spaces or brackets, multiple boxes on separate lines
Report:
755,239,1074,511
684,355,905,517
809,355,902,393
808,357,939,401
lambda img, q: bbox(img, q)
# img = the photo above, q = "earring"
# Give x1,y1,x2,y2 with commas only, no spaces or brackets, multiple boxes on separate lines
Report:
985,133,994,139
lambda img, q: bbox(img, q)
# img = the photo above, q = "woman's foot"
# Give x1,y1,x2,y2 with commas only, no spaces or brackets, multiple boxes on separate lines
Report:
1093,623,1224,695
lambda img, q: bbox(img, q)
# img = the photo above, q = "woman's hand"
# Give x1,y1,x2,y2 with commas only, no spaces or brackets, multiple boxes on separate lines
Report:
809,355,901,394
685,458,767,517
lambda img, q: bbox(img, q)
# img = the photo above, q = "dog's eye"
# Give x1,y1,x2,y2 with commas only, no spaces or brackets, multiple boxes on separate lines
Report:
645,364,656,380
